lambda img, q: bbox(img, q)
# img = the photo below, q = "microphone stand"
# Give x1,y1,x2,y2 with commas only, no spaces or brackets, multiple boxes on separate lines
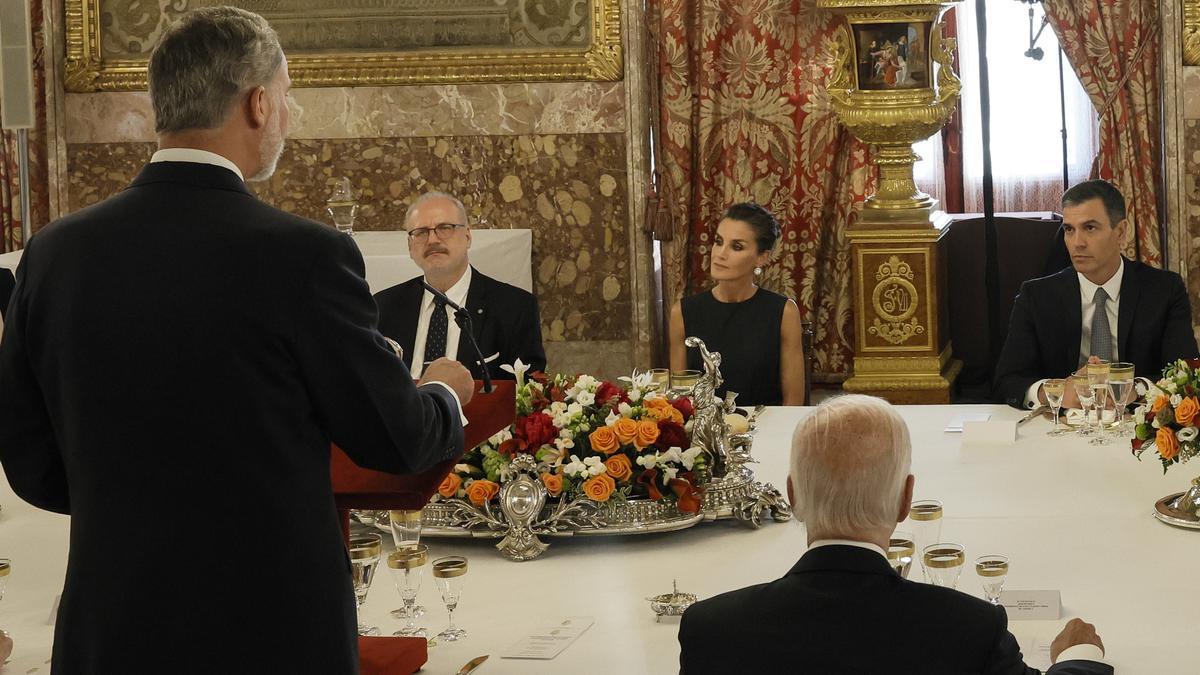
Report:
422,280,494,394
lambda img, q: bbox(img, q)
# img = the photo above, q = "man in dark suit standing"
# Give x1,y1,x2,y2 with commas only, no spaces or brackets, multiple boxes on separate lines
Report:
374,191,547,380
678,395,1111,675
0,8,474,673
994,180,1197,409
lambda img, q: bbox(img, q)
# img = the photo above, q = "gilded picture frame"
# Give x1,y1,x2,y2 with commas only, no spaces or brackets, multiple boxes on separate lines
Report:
64,0,623,92
1186,0,1200,66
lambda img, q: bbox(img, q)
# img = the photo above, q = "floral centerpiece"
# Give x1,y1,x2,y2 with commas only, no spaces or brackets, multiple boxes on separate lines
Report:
1131,358,1200,525
433,361,708,514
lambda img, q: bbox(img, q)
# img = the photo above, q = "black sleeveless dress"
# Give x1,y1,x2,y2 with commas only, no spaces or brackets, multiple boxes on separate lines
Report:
681,288,788,406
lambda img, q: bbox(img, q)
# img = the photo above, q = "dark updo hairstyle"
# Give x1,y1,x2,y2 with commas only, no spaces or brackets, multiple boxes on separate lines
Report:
723,202,781,253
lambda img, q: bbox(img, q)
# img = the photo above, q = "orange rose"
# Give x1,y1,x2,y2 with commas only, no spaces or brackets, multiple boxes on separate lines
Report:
635,419,660,448
667,407,684,425
540,472,564,497
643,403,681,423
589,426,619,455
438,473,463,498
465,479,500,506
604,454,633,482
1156,426,1181,461
613,418,639,445
1175,396,1200,427
582,473,616,502
644,397,671,411
1151,395,1169,414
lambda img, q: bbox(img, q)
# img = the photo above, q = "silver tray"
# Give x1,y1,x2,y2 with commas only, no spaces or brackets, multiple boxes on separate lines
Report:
1153,492,1200,530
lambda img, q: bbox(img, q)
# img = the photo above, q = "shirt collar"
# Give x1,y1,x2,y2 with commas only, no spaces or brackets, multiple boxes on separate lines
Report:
421,266,473,313
1078,257,1124,303
150,148,244,182
807,539,889,562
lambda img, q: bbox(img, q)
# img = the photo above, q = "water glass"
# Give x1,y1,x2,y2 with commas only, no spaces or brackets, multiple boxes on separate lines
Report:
432,556,468,641
1072,378,1096,436
649,368,671,393
670,370,701,396
976,554,1009,605
907,500,943,575
922,543,965,589
349,533,383,636
1108,362,1137,432
887,532,915,579
1043,379,1066,436
388,545,429,637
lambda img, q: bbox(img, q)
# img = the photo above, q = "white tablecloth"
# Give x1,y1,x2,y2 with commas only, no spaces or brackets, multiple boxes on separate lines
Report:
0,230,533,295
2,406,1197,673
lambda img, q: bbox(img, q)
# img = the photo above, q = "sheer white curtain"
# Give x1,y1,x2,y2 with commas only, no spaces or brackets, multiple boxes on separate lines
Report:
955,1,1098,213
913,2,1099,214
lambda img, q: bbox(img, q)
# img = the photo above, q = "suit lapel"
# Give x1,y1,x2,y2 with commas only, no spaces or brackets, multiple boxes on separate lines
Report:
457,269,487,374
1060,270,1082,369
397,281,423,368
1117,258,1139,359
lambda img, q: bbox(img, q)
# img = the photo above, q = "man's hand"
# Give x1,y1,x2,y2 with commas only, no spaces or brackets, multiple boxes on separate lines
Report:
1050,617,1104,663
419,357,476,407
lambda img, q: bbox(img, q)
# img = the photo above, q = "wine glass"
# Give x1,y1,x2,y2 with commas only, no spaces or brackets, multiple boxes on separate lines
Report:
907,500,943,576
649,368,671,393
976,554,1009,605
1087,360,1111,446
432,555,468,642
326,177,359,236
388,545,429,637
1108,362,1137,433
922,543,965,589
1072,378,1096,436
1043,379,1067,436
887,531,915,579
349,533,383,636
389,510,426,619
670,370,701,396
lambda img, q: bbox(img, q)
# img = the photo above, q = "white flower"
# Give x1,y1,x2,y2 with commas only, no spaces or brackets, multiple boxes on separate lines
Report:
661,465,679,484
554,437,575,452
583,457,606,477
1152,418,1162,429
574,390,596,406
567,402,584,417
680,447,702,470
454,463,472,474
636,453,658,469
500,359,531,387
1170,394,1184,407
1164,381,1179,395
563,455,587,478
574,374,599,391
488,428,513,445
1178,427,1198,443
619,370,654,391
1136,382,1148,397
605,410,620,426
659,447,683,466
617,402,633,417
1134,408,1146,425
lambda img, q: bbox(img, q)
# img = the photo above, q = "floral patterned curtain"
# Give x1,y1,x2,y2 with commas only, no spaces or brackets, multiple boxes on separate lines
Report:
649,0,874,380
1043,0,1162,265
0,0,50,253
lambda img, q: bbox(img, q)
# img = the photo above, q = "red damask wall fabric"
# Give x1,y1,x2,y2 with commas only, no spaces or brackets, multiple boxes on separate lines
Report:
650,0,874,380
0,0,50,253
1044,0,1162,266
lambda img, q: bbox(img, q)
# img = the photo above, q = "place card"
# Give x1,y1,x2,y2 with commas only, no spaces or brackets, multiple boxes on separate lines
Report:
944,412,991,432
961,420,1017,445
501,616,594,660
999,590,1061,620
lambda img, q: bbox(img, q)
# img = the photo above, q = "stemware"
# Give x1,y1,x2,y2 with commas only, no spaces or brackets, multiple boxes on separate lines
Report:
388,545,429,637
432,555,468,642
389,510,426,619
1108,362,1137,433
887,531,915,579
1087,361,1111,446
975,554,1009,605
1043,379,1067,436
670,370,701,396
922,543,966,589
349,533,383,636
907,500,943,575
648,368,671,393
1072,378,1096,436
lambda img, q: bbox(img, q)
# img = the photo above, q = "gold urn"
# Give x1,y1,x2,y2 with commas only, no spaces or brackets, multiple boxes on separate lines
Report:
819,0,963,403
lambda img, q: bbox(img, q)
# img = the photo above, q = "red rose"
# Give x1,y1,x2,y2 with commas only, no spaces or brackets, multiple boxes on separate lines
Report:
671,396,695,421
595,381,630,406
531,371,550,385
669,475,703,513
549,384,567,403
515,412,559,453
497,438,519,457
656,420,689,451
636,468,663,500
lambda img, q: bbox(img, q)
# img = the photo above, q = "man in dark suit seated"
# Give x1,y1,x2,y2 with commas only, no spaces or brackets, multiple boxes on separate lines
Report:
374,191,547,380
678,395,1111,675
994,180,1197,409
0,8,473,672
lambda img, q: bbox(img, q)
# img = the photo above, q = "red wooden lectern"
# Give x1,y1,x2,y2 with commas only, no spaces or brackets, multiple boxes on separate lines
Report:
330,381,515,675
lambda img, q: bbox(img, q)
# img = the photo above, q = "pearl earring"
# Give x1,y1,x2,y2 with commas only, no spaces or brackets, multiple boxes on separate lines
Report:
754,267,762,276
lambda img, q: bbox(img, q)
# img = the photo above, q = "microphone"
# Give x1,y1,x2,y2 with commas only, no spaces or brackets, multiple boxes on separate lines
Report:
422,280,494,394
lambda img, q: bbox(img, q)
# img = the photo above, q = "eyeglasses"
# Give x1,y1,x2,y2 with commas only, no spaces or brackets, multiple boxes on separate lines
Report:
407,222,465,242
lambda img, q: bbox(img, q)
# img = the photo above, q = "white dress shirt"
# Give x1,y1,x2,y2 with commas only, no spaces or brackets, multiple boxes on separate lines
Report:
150,148,244,181
1024,260,1124,408
807,538,889,561
410,266,472,379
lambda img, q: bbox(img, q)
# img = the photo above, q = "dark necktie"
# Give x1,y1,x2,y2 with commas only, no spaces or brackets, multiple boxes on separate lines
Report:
1089,287,1113,362
423,295,448,367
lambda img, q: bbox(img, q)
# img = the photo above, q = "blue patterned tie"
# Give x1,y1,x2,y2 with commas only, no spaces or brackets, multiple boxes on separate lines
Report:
1089,287,1113,362
423,295,448,366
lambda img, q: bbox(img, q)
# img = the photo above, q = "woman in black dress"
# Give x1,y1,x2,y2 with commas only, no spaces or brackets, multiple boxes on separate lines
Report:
668,203,806,406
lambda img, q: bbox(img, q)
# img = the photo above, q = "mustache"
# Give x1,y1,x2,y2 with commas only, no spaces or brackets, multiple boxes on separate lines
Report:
424,245,449,255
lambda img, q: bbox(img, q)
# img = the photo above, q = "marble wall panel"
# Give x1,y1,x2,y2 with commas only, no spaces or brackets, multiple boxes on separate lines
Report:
1186,68,1200,119
66,133,631,345
1186,120,1200,342
63,82,625,144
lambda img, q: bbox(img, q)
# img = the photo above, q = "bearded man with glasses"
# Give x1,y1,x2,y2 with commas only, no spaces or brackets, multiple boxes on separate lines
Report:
375,191,547,381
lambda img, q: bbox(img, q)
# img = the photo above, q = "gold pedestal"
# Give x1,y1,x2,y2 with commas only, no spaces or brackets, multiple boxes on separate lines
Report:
842,214,961,404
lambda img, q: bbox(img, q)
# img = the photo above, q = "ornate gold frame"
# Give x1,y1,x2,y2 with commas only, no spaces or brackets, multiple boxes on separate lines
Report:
63,0,623,91
1186,0,1200,66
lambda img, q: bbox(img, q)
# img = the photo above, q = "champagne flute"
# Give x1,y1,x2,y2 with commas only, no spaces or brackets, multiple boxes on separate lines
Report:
976,555,1009,605
887,531,915,579
349,533,383,636
1043,379,1067,436
1072,378,1096,436
433,556,468,641
388,545,429,637
389,510,426,619
922,543,966,589
907,500,943,576
1108,363,1137,433
1087,361,1111,446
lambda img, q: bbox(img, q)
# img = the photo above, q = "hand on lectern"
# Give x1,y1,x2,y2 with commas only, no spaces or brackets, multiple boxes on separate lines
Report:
420,357,476,407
